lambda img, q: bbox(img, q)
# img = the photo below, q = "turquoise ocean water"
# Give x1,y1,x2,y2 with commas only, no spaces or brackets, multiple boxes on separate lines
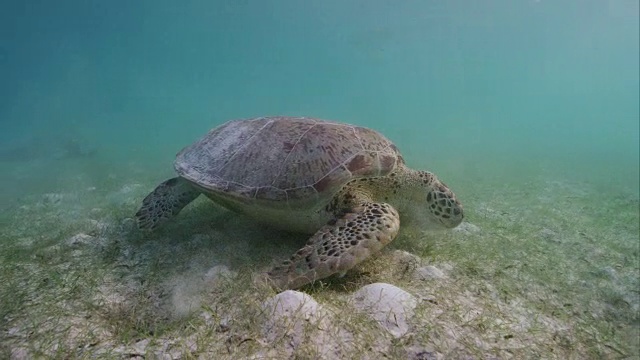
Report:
1,1,639,357
1,1,637,206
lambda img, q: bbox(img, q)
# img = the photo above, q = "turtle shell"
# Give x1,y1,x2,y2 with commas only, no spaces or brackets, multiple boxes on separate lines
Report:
174,116,403,207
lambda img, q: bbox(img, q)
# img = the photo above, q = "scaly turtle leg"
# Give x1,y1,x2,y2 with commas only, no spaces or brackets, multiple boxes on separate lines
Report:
135,177,201,230
268,202,401,289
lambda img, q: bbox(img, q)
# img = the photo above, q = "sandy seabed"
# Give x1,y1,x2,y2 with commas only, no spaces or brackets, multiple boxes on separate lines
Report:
0,156,638,359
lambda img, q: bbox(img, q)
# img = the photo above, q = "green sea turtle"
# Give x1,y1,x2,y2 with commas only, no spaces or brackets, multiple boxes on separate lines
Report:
135,116,463,289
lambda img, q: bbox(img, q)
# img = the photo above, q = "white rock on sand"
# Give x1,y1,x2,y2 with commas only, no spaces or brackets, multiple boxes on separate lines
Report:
452,221,481,235
351,283,418,338
261,290,328,347
260,290,351,358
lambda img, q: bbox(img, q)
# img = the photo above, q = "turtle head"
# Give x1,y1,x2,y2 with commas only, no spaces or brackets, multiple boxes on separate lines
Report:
410,170,463,229
425,177,463,228
384,168,463,229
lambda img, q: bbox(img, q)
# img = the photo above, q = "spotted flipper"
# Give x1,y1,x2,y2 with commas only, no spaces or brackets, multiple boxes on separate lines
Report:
268,202,401,289
135,177,201,230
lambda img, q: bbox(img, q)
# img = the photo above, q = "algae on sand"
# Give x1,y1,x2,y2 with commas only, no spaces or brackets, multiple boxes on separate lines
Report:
0,157,638,359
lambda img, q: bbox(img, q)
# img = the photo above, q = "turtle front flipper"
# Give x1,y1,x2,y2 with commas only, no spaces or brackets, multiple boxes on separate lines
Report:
135,177,201,230
268,202,401,290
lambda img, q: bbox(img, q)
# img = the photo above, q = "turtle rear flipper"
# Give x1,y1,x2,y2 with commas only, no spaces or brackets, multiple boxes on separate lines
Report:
268,202,401,290
135,177,201,230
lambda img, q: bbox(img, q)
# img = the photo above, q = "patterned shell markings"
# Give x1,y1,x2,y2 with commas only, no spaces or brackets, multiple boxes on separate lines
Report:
175,117,401,205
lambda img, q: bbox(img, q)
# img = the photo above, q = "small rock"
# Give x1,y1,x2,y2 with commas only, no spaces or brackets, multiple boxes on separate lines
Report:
352,283,418,338
392,250,421,266
453,222,481,235
261,290,327,348
262,290,324,326
260,290,350,357
415,265,446,281
66,233,95,247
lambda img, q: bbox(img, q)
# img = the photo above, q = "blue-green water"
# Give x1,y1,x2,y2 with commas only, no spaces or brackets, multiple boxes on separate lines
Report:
0,1,638,357
1,1,638,203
